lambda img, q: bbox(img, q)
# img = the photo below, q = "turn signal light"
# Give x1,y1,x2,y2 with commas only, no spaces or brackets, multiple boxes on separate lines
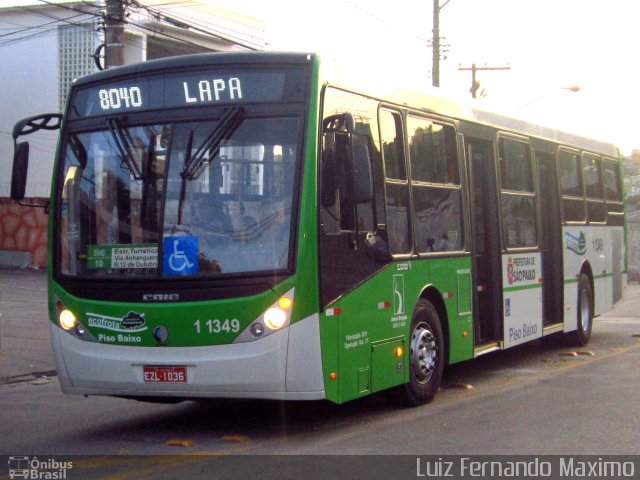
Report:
278,297,293,309
234,288,295,343
264,293,294,330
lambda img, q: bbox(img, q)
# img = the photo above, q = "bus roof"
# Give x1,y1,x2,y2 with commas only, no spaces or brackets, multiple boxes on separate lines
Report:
323,76,619,158
72,51,619,158
72,51,315,88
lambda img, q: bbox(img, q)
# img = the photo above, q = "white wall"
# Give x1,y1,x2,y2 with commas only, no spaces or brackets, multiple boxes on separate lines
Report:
0,9,61,198
0,1,265,199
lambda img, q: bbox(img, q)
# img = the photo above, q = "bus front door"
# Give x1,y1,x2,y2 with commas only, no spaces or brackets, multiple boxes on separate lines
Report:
467,137,503,348
536,151,564,327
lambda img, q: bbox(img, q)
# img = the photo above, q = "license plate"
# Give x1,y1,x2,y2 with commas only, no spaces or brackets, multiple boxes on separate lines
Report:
143,366,187,383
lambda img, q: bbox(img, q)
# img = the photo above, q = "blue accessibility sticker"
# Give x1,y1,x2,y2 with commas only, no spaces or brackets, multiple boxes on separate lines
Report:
163,236,198,275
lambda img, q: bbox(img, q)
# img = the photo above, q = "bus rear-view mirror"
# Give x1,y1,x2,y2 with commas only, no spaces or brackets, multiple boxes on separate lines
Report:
11,142,29,200
353,144,372,204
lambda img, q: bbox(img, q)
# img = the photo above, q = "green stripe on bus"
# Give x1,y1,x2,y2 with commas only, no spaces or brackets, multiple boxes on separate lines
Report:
595,273,613,280
503,283,543,293
564,272,613,285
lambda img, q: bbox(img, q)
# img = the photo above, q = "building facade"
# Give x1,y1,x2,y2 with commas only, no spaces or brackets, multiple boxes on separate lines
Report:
0,0,264,268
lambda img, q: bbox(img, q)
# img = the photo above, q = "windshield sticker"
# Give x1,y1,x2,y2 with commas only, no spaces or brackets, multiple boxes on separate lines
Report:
88,244,158,269
163,236,199,275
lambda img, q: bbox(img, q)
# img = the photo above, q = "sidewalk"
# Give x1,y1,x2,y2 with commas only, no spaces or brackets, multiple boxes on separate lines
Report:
1,265,639,384
0,267,53,382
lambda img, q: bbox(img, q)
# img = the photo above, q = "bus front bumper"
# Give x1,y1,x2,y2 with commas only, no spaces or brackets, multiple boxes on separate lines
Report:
50,314,325,401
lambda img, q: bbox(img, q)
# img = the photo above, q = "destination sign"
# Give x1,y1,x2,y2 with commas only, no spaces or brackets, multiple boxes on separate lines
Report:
70,68,307,118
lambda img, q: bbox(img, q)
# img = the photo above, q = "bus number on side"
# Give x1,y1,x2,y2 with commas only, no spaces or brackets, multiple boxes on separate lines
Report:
592,237,604,252
194,318,240,334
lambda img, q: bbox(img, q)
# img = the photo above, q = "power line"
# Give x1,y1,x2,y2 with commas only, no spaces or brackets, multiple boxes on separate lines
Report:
0,0,103,49
125,19,217,53
0,28,58,48
129,0,263,50
29,1,103,24
343,0,432,45
35,0,102,16
458,63,511,98
1,1,263,60
0,131,57,155
0,20,99,49
0,11,95,40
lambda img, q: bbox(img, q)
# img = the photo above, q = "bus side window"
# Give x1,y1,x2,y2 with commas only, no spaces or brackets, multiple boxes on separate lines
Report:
321,130,355,232
321,114,376,235
379,109,412,255
498,137,537,248
407,116,463,253
583,153,606,223
558,148,585,223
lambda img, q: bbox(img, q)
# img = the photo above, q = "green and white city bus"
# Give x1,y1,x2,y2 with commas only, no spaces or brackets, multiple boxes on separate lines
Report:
11,52,626,405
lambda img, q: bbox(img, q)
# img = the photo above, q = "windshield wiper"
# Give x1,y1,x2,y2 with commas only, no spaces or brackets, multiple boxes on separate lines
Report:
106,117,143,180
177,130,194,225
180,106,244,181
176,107,244,225
68,134,88,168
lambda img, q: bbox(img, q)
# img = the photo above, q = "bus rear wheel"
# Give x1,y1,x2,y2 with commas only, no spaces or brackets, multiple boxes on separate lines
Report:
570,274,593,346
403,299,444,406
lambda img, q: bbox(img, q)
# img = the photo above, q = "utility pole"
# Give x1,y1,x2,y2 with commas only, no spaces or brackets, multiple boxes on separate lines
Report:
458,63,511,98
432,0,451,88
432,0,440,87
105,0,125,68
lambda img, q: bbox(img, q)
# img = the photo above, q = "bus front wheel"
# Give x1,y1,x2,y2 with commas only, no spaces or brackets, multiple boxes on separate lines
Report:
403,299,444,406
570,274,593,346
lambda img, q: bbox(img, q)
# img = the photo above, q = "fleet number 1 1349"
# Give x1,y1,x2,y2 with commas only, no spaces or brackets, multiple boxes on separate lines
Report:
194,318,240,334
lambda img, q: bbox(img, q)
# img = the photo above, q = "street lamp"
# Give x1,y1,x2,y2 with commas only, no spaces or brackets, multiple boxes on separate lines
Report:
517,85,581,110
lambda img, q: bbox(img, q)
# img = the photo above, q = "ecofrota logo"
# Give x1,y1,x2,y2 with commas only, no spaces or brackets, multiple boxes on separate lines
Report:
121,311,145,329
87,312,148,333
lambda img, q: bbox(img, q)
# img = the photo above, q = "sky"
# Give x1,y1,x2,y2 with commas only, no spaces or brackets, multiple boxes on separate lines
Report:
2,0,638,152
256,0,640,153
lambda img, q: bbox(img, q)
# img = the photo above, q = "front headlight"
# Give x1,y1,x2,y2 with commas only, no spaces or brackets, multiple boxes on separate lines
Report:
59,308,77,331
264,307,287,330
55,298,96,342
233,288,294,343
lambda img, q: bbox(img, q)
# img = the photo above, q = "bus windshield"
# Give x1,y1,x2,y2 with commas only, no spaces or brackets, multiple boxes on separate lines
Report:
58,112,300,278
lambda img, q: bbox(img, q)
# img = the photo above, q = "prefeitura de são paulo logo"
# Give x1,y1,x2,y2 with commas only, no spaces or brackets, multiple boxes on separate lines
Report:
8,456,73,479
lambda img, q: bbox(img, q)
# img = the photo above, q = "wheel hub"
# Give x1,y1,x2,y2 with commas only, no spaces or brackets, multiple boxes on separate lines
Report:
410,322,438,384
580,292,591,331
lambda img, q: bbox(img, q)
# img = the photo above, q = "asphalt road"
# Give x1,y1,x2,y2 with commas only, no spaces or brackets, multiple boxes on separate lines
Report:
1,267,639,479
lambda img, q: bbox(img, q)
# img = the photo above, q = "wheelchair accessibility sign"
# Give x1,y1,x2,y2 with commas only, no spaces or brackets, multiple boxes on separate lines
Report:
163,236,198,275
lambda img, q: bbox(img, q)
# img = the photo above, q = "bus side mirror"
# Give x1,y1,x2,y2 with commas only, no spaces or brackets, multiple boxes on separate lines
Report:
353,144,372,204
11,142,29,200
11,112,62,203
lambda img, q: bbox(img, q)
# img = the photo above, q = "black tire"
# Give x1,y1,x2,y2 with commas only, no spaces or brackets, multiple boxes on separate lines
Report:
403,299,445,406
569,274,593,346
